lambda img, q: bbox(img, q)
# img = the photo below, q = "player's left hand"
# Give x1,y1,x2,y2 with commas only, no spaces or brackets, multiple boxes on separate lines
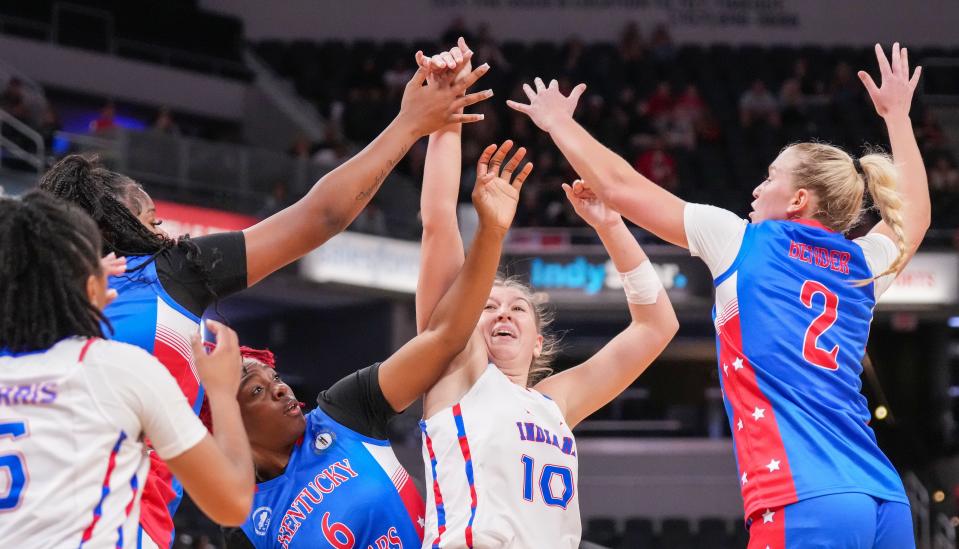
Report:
858,42,921,120
472,140,533,233
563,179,622,230
507,78,586,133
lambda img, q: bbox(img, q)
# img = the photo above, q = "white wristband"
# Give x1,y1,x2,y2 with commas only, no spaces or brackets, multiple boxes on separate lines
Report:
619,260,662,305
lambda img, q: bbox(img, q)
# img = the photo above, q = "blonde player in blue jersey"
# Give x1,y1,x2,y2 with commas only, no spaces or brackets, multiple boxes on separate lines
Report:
509,44,927,548
0,192,254,546
415,40,679,548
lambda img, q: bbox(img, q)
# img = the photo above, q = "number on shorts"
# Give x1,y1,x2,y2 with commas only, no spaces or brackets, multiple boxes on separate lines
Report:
800,280,840,371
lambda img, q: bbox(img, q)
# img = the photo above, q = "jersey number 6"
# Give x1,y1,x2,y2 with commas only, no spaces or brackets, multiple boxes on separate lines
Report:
800,280,840,371
0,420,28,511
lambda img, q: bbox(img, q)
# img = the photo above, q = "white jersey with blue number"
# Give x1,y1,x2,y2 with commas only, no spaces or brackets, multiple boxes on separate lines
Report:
0,338,207,548
420,364,581,549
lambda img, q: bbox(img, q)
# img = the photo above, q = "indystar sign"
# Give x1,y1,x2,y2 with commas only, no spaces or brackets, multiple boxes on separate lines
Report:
527,256,691,296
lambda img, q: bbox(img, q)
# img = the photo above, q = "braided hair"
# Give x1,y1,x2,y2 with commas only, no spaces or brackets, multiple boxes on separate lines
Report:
0,192,107,353
39,154,217,290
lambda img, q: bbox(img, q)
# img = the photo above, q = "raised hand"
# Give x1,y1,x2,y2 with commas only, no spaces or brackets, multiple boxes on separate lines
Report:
858,42,921,120
418,37,474,80
506,77,587,133
562,179,622,229
472,140,533,233
399,51,492,137
191,320,242,397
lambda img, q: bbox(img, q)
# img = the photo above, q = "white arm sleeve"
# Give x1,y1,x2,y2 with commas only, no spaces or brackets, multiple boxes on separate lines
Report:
92,344,208,460
853,232,899,299
683,203,749,278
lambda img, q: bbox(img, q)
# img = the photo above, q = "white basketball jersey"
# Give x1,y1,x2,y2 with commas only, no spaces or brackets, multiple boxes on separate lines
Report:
0,337,207,548
420,364,581,549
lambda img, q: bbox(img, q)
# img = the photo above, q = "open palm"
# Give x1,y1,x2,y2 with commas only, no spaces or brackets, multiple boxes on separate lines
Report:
858,43,921,120
472,140,533,232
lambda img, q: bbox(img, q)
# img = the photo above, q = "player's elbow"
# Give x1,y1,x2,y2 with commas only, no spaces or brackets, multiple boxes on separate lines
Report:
212,488,254,527
422,325,472,361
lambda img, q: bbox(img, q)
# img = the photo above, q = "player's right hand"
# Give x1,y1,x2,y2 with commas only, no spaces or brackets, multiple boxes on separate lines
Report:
192,320,242,396
398,46,492,137
472,140,533,233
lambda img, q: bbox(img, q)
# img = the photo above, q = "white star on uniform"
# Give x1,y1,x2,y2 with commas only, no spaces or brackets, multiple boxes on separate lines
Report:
723,363,729,376
741,472,748,485
752,406,765,421
733,357,745,370
762,509,775,524
737,418,744,431
418,516,425,528
766,459,781,473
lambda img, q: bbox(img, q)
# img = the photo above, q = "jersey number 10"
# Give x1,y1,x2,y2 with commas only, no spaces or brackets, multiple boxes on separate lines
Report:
800,280,840,371
521,455,574,509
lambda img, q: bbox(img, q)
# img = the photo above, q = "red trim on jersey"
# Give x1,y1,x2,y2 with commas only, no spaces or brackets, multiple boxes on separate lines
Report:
80,432,126,544
788,218,836,233
396,470,426,540
138,452,176,548
77,338,97,363
718,313,799,517
154,336,200,406
747,506,786,549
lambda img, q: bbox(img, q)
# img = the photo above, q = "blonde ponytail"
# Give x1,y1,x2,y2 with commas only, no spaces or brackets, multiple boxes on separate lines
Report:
860,153,909,279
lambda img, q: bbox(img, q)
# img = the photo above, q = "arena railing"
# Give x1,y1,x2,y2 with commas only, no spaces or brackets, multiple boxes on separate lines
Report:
0,108,44,173
906,471,933,549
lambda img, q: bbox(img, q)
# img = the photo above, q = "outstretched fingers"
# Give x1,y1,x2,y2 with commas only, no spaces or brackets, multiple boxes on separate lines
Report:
454,89,494,110
476,144,499,177
456,63,491,92
500,146,527,181
488,140,514,176
511,162,533,191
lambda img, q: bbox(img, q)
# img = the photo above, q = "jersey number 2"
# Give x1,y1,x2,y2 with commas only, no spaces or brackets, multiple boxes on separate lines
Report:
521,455,574,509
800,280,840,371
0,420,28,511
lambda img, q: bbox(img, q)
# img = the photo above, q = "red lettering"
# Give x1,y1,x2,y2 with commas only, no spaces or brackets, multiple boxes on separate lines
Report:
334,459,359,478
387,527,401,545
815,247,830,268
838,252,850,274
325,466,349,485
312,474,335,494
789,241,802,258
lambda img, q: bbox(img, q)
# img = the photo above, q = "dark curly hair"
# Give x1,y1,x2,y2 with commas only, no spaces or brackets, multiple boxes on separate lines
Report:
0,192,108,353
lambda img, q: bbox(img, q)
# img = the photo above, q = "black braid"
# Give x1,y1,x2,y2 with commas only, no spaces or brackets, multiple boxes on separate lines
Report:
38,155,221,299
0,192,108,353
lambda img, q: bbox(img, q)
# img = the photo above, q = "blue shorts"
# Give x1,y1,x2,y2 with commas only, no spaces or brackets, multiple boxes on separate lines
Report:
747,493,914,549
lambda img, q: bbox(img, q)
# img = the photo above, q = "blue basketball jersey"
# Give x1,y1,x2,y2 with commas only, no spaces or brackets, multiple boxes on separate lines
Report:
241,407,425,549
706,217,906,518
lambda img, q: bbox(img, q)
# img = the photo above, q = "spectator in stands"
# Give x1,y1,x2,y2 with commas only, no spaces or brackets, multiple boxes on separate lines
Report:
288,134,312,159
383,57,414,99
635,137,678,192
644,81,675,131
650,24,675,61
780,76,810,140
916,110,948,155
563,37,588,83
739,79,780,128
1,77,25,114
89,101,117,133
667,84,706,150
930,155,959,194
311,127,351,169
792,57,822,95
153,107,180,135
618,22,646,62
474,23,510,73
39,105,61,152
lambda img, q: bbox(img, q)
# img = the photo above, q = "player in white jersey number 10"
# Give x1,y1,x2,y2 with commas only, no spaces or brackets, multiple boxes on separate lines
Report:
413,39,680,549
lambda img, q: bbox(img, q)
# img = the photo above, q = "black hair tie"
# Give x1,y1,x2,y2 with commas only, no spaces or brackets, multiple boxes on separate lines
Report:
853,157,864,175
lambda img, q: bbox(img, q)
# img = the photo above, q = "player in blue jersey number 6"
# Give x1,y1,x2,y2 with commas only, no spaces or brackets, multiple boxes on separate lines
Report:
223,135,526,549
510,43,927,549
0,192,254,547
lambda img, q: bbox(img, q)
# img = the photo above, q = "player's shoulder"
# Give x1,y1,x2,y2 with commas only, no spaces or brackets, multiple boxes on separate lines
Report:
83,338,164,372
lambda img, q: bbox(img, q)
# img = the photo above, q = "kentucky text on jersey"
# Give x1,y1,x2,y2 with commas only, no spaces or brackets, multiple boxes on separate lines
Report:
0,382,57,405
277,459,358,547
788,240,851,274
516,421,577,457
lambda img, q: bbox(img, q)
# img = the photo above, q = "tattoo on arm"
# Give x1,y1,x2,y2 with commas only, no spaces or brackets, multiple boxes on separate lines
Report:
355,144,410,201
